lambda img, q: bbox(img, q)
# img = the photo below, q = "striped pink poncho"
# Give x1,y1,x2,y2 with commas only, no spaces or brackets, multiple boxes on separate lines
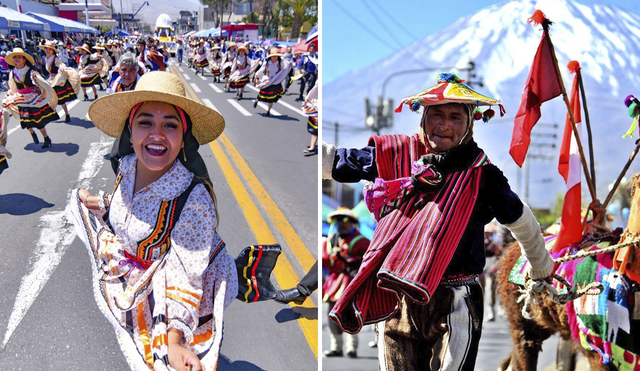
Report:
329,133,488,334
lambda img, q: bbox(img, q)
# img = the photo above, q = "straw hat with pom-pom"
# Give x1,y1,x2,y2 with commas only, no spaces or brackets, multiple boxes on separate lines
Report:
88,71,225,144
38,40,58,54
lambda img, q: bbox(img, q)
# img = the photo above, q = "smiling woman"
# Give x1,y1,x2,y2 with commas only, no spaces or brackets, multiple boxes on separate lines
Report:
67,71,237,371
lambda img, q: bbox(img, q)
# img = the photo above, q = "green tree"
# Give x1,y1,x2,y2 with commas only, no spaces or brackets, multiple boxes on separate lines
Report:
282,0,313,39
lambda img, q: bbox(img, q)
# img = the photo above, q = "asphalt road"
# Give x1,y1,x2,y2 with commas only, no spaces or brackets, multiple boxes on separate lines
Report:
0,59,319,370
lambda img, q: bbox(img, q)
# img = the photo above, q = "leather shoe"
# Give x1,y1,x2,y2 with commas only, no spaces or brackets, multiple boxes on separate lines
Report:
346,350,357,358
41,136,51,148
323,350,343,357
65,115,71,123
274,288,306,305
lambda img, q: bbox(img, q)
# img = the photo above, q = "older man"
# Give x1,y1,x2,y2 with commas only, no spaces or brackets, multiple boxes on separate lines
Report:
107,52,140,93
322,73,554,370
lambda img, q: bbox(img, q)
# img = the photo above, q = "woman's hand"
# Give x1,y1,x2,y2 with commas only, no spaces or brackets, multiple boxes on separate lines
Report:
168,329,202,371
78,188,100,210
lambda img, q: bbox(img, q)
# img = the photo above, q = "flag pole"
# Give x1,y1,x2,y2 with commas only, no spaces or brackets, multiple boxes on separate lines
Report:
602,141,640,209
576,69,596,189
543,23,598,202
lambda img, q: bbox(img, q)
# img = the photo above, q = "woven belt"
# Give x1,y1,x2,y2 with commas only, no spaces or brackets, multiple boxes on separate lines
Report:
440,274,479,287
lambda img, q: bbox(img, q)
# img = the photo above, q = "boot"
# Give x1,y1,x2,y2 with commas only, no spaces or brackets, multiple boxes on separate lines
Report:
253,100,258,109
65,115,71,123
30,132,39,144
41,136,51,148
83,95,89,101
94,91,99,100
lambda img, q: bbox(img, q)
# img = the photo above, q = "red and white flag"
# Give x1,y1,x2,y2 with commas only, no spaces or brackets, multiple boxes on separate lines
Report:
553,61,583,252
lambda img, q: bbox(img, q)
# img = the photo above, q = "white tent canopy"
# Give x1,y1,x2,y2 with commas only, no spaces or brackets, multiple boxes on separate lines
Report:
27,12,97,34
183,30,196,37
0,7,44,31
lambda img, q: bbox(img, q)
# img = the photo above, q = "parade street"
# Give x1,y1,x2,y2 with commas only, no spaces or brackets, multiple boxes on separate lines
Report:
321,299,591,371
0,59,318,370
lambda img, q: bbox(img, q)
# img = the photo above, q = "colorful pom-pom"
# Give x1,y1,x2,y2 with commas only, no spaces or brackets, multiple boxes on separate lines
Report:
437,72,464,84
567,60,580,74
472,107,483,121
528,10,548,26
482,109,495,123
410,100,421,112
625,95,635,108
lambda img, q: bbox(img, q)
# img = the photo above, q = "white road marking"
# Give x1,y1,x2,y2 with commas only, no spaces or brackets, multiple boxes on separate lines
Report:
278,100,306,117
7,99,79,136
245,84,259,92
257,102,281,116
56,100,80,120
208,83,222,93
2,135,115,349
227,99,252,116
201,99,218,111
199,75,207,81
183,74,191,80
178,67,184,72
7,125,19,136
189,83,201,93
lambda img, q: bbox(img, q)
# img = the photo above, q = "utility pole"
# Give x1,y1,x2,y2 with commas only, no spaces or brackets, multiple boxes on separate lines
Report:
85,0,90,26
15,0,26,47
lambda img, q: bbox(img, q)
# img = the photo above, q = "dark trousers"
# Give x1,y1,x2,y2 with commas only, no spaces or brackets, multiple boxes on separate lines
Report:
177,49,183,64
298,72,317,98
379,281,484,371
297,261,318,296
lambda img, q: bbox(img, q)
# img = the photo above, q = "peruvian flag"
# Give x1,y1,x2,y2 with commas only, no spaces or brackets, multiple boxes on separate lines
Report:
553,61,583,252
509,11,562,167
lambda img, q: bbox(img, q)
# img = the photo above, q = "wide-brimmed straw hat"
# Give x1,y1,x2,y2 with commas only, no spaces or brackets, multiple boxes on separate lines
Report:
88,71,225,144
327,207,359,223
212,44,221,50
38,40,58,53
228,41,237,49
268,47,282,58
395,72,505,123
92,44,105,50
5,47,35,65
237,45,248,54
75,44,91,53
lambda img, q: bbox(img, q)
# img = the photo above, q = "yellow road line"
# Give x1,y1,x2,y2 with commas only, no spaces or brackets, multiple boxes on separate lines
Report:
169,65,318,358
218,135,316,272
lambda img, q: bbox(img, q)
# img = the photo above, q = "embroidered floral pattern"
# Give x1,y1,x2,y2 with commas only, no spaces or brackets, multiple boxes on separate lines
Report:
73,153,238,370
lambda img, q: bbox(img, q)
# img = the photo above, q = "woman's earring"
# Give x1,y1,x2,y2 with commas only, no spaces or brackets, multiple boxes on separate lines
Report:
182,148,187,162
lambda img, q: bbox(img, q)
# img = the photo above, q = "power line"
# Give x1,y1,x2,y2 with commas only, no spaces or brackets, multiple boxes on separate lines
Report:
361,0,401,46
329,0,399,54
371,0,418,42
323,105,365,119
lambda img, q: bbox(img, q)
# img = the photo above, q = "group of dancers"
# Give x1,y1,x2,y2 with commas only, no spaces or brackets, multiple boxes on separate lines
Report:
185,38,317,117
0,35,317,175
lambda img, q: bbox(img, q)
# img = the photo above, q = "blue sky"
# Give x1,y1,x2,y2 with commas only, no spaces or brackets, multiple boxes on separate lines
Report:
322,0,640,84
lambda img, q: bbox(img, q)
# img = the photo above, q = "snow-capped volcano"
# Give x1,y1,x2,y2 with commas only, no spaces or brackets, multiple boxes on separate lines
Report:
323,0,640,208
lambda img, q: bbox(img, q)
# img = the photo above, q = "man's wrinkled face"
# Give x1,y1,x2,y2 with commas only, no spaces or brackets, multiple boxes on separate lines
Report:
422,103,469,152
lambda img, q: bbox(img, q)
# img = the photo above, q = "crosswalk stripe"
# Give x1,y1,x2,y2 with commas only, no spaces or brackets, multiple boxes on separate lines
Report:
227,99,252,116
201,98,217,111
199,75,207,81
257,102,281,116
189,83,201,93
208,83,222,93
178,67,184,72
278,100,306,117
183,74,191,80
245,84,259,92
